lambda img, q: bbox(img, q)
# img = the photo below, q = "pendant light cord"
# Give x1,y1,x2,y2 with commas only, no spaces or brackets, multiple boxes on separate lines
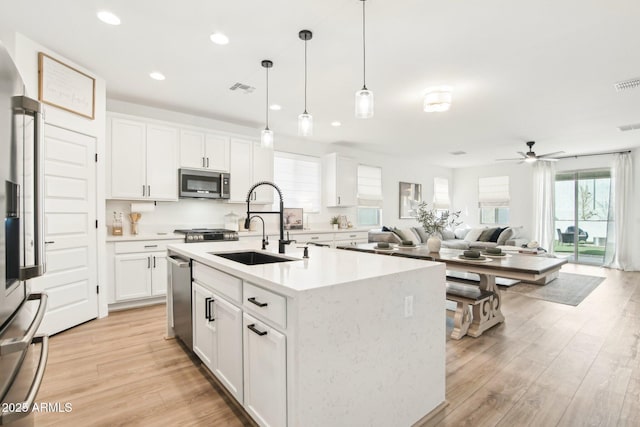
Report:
304,38,308,114
362,0,367,90
265,67,269,128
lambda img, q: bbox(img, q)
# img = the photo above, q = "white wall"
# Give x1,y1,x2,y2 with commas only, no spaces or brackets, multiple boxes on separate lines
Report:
107,100,452,232
8,33,109,315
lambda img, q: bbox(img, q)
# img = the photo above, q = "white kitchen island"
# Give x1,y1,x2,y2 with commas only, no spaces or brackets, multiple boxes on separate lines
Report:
167,241,446,427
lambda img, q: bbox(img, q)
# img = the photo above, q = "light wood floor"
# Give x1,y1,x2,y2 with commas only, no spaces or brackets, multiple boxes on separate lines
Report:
35,264,639,426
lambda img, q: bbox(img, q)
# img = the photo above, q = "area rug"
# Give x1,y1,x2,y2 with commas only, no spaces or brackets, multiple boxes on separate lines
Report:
499,272,604,306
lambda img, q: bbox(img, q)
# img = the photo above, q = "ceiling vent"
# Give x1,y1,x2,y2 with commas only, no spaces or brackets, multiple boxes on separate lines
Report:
229,82,255,94
450,151,467,155
614,78,640,92
617,123,640,132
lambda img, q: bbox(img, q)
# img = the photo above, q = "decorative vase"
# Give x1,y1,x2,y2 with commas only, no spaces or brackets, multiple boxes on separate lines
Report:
332,224,339,230
426,235,441,252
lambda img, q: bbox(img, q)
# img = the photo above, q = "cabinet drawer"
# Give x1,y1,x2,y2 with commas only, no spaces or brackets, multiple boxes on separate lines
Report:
114,240,180,254
243,282,286,329
193,262,242,305
294,233,333,243
335,231,368,240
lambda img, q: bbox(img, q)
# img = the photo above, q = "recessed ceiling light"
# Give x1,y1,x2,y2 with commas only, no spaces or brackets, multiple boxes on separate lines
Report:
97,11,121,26
269,104,282,111
210,32,230,45
149,72,165,81
331,121,342,127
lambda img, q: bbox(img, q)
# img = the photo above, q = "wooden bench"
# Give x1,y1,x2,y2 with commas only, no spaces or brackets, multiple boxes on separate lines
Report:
446,281,495,340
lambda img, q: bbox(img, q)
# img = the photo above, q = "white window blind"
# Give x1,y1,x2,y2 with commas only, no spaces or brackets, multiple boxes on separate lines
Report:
478,176,510,207
433,177,450,209
273,151,321,213
357,164,383,207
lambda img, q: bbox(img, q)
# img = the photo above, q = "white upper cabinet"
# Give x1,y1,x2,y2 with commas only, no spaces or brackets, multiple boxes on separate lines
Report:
323,153,357,207
108,115,178,201
229,138,274,204
180,129,230,171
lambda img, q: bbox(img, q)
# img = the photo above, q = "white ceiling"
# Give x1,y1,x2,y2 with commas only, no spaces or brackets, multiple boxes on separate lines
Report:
1,0,639,167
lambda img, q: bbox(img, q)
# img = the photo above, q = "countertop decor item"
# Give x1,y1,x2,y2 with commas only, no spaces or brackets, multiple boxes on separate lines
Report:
112,211,123,236
284,208,303,230
129,212,141,235
330,215,340,230
416,202,462,252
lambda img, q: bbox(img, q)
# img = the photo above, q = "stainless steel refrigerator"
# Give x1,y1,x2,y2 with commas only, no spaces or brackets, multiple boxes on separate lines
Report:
0,41,49,426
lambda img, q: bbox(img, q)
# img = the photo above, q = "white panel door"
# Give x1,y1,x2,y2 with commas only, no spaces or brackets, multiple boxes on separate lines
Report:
151,254,168,296
146,124,178,201
192,283,215,370
31,124,98,335
205,134,230,172
180,129,206,169
243,313,286,427
252,142,274,204
110,118,146,199
212,293,243,404
114,254,151,301
229,138,253,203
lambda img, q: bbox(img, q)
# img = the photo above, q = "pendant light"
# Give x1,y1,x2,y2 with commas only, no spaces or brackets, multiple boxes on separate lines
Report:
260,59,274,148
298,30,313,136
355,0,373,118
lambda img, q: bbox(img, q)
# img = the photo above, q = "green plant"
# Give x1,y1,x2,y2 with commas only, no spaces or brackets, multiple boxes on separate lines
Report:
329,216,340,225
416,202,462,236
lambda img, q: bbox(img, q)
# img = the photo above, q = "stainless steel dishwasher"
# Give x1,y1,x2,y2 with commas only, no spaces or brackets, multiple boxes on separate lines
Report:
168,255,192,350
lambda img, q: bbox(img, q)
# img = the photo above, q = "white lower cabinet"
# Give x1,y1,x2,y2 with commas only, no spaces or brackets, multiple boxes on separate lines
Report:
243,313,287,427
192,282,244,403
114,252,167,300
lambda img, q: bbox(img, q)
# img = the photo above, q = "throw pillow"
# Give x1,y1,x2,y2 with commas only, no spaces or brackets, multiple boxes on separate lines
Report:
399,227,421,245
496,228,514,245
464,227,487,242
441,229,456,240
412,227,429,243
478,227,499,242
382,225,393,232
489,227,506,243
454,226,470,240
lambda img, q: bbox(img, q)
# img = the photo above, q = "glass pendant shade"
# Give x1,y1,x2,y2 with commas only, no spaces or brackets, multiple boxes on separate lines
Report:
298,113,313,136
355,88,374,118
261,128,274,148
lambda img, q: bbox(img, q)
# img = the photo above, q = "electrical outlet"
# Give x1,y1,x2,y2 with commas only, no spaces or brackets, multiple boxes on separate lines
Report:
404,295,414,318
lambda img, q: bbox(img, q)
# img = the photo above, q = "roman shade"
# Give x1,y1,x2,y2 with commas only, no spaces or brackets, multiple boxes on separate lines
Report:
357,164,383,207
273,151,321,212
433,177,450,209
478,176,510,207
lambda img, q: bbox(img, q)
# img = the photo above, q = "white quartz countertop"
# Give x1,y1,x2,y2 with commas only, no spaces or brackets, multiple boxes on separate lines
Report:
106,233,184,242
237,227,370,238
167,241,442,297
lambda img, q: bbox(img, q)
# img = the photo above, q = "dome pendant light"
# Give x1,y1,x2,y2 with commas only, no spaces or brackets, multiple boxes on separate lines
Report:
298,30,313,137
355,0,374,118
260,59,274,148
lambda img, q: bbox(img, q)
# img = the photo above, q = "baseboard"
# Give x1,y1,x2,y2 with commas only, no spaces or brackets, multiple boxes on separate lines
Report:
412,400,449,426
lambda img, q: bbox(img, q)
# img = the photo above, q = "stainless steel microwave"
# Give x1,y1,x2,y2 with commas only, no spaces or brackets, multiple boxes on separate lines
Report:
179,168,230,199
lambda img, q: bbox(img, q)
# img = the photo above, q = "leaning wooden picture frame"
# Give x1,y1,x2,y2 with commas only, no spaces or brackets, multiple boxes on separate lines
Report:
38,52,96,119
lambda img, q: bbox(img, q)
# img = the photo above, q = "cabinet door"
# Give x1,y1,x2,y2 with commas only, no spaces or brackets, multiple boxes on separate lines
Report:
180,130,206,169
205,134,230,172
110,118,147,199
151,254,168,296
243,313,286,427
336,155,358,206
212,293,244,404
252,142,274,204
229,138,253,203
192,283,215,370
147,124,179,201
114,253,152,301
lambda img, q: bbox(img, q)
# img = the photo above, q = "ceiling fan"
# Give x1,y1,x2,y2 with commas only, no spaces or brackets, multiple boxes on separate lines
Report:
496,141,564,163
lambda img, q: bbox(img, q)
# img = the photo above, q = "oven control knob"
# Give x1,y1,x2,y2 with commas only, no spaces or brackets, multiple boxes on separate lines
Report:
187,235,194,241
198,235,204,241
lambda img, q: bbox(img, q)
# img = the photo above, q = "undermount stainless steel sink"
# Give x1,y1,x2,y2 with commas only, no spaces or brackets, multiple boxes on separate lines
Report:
211,251,296,266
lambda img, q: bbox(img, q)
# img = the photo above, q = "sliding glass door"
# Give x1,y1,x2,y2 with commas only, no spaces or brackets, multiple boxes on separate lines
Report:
554,170,611,265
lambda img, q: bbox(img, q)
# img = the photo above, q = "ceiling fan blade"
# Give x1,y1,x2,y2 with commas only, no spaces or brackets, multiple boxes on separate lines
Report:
538,157,559,162
495,157,524,161
537,151,565,158
517,152,527,157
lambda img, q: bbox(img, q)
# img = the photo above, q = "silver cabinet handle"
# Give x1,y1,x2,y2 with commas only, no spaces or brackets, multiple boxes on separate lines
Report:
311,236,319,240
338,196,341,205
147,256,151,269
206,157,210,168
202,157,206,168
143,185,146,197
147,185,151,197
0,335,49,425
349,234,356,238
144,244,158,248
13,96,46,280
0,293,48,356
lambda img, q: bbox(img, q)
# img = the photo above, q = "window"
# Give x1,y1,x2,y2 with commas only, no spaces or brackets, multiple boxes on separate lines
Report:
433,177,450,214
273,151,321,213
357,164,382,227
478,176,509,225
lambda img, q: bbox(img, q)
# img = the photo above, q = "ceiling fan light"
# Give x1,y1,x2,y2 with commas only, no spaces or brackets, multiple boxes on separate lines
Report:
261,128,274,148
355,89,374,118
424,90,452,112
298,113,313,136
524,157,537,163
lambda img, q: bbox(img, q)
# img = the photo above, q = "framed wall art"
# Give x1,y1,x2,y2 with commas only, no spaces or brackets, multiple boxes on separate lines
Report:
399,182,422,219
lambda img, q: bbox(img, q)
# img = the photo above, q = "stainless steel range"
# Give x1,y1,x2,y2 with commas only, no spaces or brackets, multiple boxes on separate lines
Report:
174,228,239,243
